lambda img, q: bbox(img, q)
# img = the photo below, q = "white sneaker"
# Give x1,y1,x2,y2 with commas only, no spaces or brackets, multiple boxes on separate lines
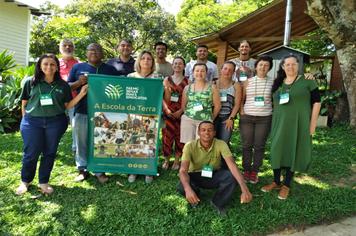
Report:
128,174,137,183
145,175,153,184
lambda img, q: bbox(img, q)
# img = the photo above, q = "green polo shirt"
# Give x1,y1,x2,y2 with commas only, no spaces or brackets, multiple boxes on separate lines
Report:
20,78,72,117
182,138,233,173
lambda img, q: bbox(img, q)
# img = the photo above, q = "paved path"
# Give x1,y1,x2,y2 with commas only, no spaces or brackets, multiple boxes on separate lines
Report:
268,216,356,236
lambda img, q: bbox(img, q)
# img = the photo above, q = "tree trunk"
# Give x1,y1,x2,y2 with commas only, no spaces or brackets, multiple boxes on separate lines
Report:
336,46,356,126
306,0,356,128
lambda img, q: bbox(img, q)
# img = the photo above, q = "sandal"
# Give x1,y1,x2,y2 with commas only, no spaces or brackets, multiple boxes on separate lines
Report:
39,183,54,195
16,182,30,195
162,161,170,170
171,161,180,170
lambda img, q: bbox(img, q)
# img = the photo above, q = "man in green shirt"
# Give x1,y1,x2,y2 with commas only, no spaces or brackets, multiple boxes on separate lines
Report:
178,121,252,215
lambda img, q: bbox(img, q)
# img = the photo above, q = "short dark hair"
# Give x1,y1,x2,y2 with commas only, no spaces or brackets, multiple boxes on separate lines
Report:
192,62,208,73
86,43,103,53
196,45,208,50
198,121,215,130
254,55,273,71
239,39,251,48
117,39,132,48
154,42,168,50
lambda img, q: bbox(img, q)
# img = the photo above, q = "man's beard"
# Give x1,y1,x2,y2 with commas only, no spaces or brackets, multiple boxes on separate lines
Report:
61,52,74,58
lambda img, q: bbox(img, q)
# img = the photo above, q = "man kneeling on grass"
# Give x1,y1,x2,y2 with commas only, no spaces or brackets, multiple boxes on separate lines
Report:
177,121,252,215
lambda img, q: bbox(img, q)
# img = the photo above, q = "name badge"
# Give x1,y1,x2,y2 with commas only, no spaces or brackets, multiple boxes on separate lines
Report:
40,94,53,106
239,72,247,82
201,164,213,178
220,92,227,102
254,96,265,107
170,92,179,102
193,102,203,111
279,93,290,104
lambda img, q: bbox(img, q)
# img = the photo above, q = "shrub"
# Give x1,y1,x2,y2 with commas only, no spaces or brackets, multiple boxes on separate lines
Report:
0,50,34,133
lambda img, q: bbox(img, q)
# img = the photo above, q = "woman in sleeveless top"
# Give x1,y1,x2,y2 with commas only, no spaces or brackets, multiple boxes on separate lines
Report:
180,63,221,143
240,55,274,184
214,61,242,144
162,57,189,170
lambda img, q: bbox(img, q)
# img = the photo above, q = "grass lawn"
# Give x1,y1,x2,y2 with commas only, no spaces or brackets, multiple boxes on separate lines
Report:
0,125,355,235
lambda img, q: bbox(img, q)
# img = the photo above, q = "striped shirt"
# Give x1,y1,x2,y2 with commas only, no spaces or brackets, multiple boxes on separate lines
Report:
218,84,235,117
244,76,273,116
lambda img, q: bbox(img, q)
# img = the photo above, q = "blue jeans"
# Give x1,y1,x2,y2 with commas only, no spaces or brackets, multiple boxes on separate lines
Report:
214,115,233,169
20,114,68,184
73,113,88,170
73,113,103,176
214,115,232,144
67,107,76,152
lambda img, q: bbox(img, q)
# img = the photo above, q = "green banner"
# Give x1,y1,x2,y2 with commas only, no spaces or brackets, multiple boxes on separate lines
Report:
87,74,163,175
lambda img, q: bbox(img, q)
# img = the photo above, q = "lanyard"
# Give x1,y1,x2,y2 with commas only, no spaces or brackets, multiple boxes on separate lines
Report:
254,76,268,97
39,82,58,96
281,75,299,93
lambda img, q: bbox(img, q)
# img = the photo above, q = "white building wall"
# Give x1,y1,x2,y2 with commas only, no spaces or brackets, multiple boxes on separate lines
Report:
0,0,31,66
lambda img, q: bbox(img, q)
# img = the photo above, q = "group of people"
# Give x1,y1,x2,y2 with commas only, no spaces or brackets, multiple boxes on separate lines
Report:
16,38,321,215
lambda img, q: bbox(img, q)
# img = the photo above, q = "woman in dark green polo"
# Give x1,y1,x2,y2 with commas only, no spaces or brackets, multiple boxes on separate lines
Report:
16,54,88,195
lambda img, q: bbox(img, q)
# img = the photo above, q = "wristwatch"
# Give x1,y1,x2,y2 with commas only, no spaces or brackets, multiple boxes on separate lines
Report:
229,116,235,121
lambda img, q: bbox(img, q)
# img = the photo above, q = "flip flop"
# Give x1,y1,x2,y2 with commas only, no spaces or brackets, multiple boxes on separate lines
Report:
171,161,180,170
162,161,170,170
39,184,54,195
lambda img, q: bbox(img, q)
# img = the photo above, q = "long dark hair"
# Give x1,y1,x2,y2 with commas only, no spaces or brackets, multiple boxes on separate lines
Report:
173,56,186,75
32,53,61,86
272,54,299,93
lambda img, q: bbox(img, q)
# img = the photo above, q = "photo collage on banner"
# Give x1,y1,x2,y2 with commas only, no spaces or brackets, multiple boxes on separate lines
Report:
88,74,163,175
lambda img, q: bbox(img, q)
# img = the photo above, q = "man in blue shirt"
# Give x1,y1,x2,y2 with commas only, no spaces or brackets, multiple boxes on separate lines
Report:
107,39,135,76
68,43,118,183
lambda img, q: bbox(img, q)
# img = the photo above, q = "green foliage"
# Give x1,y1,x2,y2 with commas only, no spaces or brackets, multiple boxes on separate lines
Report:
0,50,17,78
177,0,272,38
0,51,33,133
30,13,89,59
177,0,272,59
320,90,342,116
30,0,183,60
291,29,335,56
0,125,355,234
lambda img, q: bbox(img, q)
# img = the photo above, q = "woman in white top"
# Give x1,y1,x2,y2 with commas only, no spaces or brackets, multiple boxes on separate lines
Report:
127,50,159,184
240,55,274,184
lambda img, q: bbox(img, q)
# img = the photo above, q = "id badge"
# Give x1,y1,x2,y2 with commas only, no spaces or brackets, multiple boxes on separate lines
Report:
170,92,179,102
193,102,203,111
40,94,53,106
220,92,227,102
254,96,265,107
201,164,213,178
279,93,290,104
239,72,247,82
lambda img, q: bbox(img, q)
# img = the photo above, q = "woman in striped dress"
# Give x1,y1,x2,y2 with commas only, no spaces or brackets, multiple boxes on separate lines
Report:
240,55,274,184
162,57,189,170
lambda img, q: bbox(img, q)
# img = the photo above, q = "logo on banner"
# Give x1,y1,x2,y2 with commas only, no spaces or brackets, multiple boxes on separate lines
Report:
105,84,123,100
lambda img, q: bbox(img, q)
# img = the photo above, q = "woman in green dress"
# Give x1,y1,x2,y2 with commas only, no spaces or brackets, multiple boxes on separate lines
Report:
261,54,321,200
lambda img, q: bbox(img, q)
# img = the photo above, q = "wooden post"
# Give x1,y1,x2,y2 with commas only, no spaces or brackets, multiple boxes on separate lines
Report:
216,40,228,75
